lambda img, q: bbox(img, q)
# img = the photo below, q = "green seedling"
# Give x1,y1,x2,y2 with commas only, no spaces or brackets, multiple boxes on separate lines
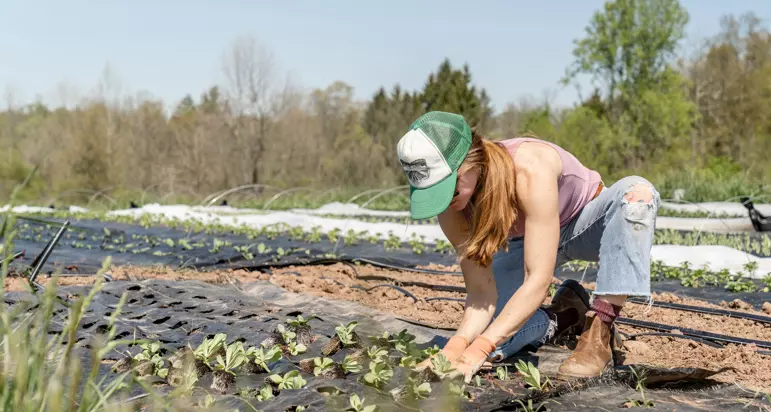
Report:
209,238,225,253
624,367,655,408
193,333,227,369
286,341,307,356
234,244,254,260
212,341,247,393
256,242,271,255
341,354,363,374
256,384,275,401
346,394,378,412
384,233,401,251
247,345,282,373
327,228,342,243
286,314,317,346
313,357,336,376
366,345,389,362
305,226,323,243
430,353,456,379
362,361,393,389
516,360,550,391
178,238,193,250
268,370,307,390
344,229,359,246
496,365,509,380
390,376,431,402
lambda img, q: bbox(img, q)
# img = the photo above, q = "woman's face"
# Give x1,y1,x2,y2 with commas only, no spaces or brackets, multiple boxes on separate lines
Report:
449,167,479,211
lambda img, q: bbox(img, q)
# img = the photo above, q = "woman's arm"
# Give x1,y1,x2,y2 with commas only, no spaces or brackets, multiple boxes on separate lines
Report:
437,208,498,343
478,143,562,346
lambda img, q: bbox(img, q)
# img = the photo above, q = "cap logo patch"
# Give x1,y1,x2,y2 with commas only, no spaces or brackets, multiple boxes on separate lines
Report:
400,158,430,184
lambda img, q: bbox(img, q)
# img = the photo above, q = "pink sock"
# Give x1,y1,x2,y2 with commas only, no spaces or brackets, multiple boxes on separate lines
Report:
589,299,622,324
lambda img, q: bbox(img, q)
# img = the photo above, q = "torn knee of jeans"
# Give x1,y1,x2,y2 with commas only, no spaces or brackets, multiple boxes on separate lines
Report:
622,182,656,229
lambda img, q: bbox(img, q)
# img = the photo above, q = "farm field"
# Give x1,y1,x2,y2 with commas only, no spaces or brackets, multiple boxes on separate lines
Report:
2,201,771,411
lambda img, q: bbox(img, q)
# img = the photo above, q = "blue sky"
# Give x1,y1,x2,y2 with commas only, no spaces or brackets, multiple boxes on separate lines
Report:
1,0,769,112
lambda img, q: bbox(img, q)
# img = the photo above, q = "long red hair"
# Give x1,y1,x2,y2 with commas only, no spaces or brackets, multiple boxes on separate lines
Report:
459,131,518,267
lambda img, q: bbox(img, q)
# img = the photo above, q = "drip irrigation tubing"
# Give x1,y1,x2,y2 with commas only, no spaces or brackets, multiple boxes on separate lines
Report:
618,331,724,349
614,317,771,349
349,284,418,302
626,296,771,325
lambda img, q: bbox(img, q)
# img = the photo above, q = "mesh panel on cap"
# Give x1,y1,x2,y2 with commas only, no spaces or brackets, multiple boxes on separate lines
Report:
410,111,471,170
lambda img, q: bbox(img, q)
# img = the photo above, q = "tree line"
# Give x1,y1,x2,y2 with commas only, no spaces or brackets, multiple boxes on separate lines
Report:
2,0,770,204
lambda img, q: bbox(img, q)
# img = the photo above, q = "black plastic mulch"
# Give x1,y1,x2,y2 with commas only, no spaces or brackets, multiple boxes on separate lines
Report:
4,279,768,412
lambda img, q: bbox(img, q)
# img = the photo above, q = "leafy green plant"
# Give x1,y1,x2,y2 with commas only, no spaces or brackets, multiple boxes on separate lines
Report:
346,394,378,412
234,244,255,260
286,341,307,356
390,376,431,402
209,238,225,253
516,360,550,391
246,345,282,373
384,232,402,251
366,345,389,362
313,357,335,376
341,355,363,374
362,361,393,389
495,365,509,380
624,367,655,408
430,353,456,379
212,341,247,393
268,370,307,390
433,239,454,254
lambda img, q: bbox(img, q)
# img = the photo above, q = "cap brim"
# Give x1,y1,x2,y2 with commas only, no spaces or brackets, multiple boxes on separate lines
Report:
409,171,457,220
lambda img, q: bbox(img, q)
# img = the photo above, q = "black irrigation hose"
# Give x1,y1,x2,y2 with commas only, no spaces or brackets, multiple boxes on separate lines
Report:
627,297,771,325
615,317,771,349
620,331,724,349
424,297,464,303
356,276,466,293
350,257,462,276
350,284,418,302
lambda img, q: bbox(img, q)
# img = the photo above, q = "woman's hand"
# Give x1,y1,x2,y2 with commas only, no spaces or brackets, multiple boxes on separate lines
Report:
414,335,468,372
447,336,498,383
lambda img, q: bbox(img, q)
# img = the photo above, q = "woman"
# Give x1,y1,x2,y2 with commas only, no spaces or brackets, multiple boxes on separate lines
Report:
398,111,659,383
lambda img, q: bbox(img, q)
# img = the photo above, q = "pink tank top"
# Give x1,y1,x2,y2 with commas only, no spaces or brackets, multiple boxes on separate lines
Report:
464,137,602,238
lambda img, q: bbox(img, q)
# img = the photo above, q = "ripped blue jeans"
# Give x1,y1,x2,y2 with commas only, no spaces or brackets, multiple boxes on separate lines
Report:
488,176,660,362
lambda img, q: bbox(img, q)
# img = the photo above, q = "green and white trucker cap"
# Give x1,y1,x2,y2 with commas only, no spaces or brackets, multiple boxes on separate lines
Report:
397,111,473,219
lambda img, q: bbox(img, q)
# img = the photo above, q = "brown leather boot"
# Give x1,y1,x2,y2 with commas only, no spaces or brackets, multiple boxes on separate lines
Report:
557,312,613,379
543,279,591,342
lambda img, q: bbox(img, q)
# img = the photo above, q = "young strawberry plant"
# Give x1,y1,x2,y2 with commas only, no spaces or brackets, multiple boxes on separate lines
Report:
212,341,247,393
323,320,360,356
362,360,393,390
261,324,295,348
429,354,456,380
516,360,550,391
285,341,308,357
312,357,346,379
390,376,431,402
341,354,363,374
286,314,317,346
267,370,307,391
345,394,378,412
243,345,282,374
193,333,227,376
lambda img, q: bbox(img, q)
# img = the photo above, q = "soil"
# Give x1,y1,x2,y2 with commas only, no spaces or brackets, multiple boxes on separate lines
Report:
14,262,771,393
